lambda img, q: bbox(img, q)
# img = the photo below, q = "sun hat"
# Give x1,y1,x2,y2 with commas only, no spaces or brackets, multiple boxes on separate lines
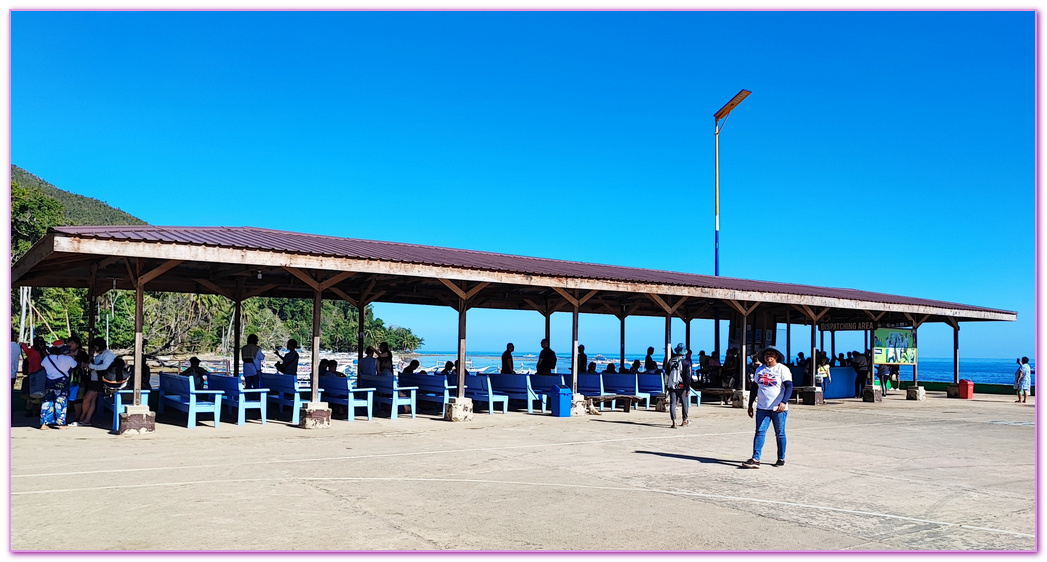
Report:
760,346,785,362
673,343,686,355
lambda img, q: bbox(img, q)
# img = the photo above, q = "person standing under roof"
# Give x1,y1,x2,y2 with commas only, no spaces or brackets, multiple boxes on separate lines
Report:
377,342,394,376
536,339,556,375
275,339,300,376
241,334,265,389
742,346,793,468
663,344,691,429
39,343,76,430
851,349,869,398
501,343,515,374
576,344,587,376
644,346,658,372
359,347,379,377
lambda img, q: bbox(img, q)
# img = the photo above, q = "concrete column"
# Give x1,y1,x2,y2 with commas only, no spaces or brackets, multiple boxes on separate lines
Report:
664,313,671,365
953,324,960,384
740,313,748,389
120,272,154,435
810,318,817,389
300,287,331,429
913,324,919,386
233,299,242,379
785,309,791,365
570,303,579,393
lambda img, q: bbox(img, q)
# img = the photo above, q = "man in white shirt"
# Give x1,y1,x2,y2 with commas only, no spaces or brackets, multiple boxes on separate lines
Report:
742,346,793,468
40,344,77,429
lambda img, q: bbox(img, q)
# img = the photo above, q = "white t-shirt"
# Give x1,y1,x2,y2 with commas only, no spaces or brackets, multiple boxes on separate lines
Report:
754,363,792,411
42,354,78,381
11,342,21,380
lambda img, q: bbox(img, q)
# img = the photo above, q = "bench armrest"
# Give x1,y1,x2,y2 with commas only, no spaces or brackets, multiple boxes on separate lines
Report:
396,385,419,391
193,390,224,395
242,388,269,395
352,387,377,393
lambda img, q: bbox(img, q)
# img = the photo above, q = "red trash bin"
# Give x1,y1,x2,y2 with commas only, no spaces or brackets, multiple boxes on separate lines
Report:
959,379,974,399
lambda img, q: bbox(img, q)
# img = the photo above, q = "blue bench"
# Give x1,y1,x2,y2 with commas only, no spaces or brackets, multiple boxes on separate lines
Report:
601,373,651,410
319,375,375,421
358,374,417,419
261,374,323,425
488,374,546,413
463,374,508,414
206,374,269,425
102,389,151,433
638,372,701,406
399,373,456,415
576,373,616,411
158,373,224,429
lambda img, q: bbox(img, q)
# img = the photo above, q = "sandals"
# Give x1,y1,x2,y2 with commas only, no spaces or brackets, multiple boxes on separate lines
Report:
741,458,760,469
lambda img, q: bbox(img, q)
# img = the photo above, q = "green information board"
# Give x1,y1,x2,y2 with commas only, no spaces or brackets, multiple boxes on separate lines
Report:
873,328,917,365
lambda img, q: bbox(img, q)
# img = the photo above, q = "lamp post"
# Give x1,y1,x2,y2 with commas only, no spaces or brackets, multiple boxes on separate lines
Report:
713,89,750,360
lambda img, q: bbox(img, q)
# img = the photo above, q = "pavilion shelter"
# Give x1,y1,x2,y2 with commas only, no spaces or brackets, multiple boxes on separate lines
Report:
11,226,1015,430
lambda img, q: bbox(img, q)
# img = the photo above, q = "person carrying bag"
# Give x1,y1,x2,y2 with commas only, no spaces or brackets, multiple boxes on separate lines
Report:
39,344,77,429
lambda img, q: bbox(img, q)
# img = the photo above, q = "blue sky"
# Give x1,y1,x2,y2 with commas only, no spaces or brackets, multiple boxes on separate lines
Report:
11,10,1036,359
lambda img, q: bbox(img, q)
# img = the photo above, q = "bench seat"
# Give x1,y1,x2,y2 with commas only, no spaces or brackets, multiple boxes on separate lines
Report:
158,373,224,429
318,375,375,421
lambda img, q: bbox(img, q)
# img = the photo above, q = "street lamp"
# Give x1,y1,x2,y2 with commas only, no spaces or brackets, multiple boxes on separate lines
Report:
712,89,750,365
713,88,751,277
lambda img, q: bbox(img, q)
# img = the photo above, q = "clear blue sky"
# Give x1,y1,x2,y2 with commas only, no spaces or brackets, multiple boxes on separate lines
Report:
11,11,1036,359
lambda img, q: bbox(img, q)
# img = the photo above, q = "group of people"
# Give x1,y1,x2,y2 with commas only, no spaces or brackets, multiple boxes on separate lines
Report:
12,331,125,430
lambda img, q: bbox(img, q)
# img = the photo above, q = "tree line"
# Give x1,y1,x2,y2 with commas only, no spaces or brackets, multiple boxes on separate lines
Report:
10,172,423,355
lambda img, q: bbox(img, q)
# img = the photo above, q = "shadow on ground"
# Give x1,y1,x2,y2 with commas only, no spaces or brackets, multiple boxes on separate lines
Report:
635,450,740,466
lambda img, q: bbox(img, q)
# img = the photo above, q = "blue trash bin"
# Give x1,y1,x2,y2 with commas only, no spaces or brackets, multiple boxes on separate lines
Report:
550,385,572,417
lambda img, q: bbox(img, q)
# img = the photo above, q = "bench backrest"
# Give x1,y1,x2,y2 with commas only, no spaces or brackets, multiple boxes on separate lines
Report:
488,373,532,394
637,373,665,394
159,372,194,395
529,374,563,394
576,373,605,396
399,373,454,395
318,375,352,397
358,373,399,393
463,374,490,394
261,374,304,394
205,374,244,397
602,373,639,394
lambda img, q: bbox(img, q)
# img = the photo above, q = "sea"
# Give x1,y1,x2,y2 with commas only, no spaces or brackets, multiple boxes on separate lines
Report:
405,352,1034,386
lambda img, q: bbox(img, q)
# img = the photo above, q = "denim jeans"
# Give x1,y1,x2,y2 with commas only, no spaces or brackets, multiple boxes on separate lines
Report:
752,408,787,462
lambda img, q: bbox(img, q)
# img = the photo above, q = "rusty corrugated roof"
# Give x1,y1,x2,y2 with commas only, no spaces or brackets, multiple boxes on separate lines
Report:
49,225,1011,315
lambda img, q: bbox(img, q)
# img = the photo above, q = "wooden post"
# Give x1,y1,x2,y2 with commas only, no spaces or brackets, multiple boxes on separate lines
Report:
664,313,671,366
311,288,321,403
831,330,836,364
86,264,97,343
570,303,579,393
740,312,748,390
809,319,817,389
233,299,242,379
357,301,366,372
953,323,960,384
785,309,791,365
133,278,144,407
457,298,467,399
685,317,692,352
912,324,919,386
713,308,720,360
619,311,626,368
544,312,551,344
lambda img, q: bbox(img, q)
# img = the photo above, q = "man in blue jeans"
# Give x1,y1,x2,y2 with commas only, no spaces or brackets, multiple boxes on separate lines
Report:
742,346,793,468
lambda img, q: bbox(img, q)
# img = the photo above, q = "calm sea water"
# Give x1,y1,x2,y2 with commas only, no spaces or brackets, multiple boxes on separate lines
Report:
411,352,1035,386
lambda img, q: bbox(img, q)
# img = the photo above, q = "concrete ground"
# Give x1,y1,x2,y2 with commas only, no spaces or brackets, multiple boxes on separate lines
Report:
9,390,1036,552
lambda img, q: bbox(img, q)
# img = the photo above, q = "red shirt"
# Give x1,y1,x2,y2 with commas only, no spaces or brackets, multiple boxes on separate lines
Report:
20,343,42,373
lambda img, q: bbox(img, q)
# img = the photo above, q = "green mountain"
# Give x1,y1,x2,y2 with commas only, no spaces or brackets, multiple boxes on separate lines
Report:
11,165,147,226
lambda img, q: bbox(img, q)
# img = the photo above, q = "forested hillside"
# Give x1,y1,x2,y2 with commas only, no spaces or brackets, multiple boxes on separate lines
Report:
11,165,146,226
10,166,422,355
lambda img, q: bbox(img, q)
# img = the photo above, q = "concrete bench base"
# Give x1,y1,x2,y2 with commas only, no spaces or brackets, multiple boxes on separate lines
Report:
800,386,825,405
119,405,155,435
862,386,883,403
444,397,474,422
946,384,960,398
732,389,750,408
907,386,926,401
299,402,331,429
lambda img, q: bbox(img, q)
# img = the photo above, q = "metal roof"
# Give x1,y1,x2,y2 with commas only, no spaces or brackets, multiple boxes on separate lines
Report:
12,225,1015,324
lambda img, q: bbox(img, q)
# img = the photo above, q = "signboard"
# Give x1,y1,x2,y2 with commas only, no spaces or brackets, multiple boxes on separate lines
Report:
873,328,917,365
820,321,910,331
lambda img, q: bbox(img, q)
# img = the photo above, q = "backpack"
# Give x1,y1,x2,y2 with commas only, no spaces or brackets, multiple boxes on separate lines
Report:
102,357,130,396
665,356,685,390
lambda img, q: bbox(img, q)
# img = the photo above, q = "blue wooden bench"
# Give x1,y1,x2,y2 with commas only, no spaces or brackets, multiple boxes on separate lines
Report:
576,373,616,411
102,389,151,433
638,372,701,407
358,374,417,419
206,374,269,425
158,373,224,428
463,374,508,414
601,373,650,410
261,374,323,425
319,375,375,421
488,373,546,413
399,373,456,414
